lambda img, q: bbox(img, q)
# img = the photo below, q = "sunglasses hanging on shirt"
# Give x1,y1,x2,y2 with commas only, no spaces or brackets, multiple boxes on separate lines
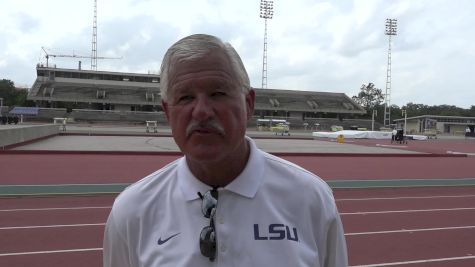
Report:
198,188,218,261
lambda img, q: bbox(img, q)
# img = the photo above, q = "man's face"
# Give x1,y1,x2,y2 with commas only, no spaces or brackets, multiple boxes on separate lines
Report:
162,49,255,163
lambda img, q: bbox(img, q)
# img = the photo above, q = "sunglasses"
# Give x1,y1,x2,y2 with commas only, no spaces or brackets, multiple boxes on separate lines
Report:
198,188,219,261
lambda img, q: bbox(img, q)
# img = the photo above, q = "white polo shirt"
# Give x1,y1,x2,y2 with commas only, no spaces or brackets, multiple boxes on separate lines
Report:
103,137,348,267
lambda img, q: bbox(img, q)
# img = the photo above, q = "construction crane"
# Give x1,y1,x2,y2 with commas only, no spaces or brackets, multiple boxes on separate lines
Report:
41,47,121,69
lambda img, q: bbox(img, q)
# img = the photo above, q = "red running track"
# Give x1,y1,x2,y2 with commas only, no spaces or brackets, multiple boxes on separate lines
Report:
336,187,475,266
1,187,475,267
1,153,475,184
0,145,474,266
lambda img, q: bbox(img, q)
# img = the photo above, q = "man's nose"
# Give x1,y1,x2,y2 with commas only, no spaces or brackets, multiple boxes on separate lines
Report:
192,95,214,120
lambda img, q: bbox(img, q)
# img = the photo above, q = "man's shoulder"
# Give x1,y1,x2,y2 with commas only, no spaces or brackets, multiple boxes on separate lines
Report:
107,158,184,230
113,158,182,208
256,150,337,216
261,151,316,176
259,150,330,190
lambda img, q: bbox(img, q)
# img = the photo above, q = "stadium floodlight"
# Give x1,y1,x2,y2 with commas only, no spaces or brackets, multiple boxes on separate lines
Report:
260,0,274,19
383,18,397,127
260,0,274,89
385,19,397,36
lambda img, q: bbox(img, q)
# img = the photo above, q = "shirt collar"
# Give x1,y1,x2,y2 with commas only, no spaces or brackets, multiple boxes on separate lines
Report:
178,136,265,201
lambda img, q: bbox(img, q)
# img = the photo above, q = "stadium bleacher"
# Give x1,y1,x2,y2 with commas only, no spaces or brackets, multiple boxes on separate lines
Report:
27,66,367,125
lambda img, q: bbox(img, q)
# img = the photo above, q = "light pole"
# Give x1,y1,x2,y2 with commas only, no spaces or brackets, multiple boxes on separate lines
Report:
383,18,397,127
372,109,377,131
402,109,407,135
0,97,3,117
260,0,273,89
91,0,98,71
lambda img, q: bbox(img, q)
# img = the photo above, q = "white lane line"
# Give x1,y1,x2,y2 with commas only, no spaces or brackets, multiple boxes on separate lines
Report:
337,194,475,201
0,206,111,212
341,207,475,215
0,248,102,257
345,225,475,236
376,144,408,148
350,255,475,266
0,223,105,230
447,151,475,156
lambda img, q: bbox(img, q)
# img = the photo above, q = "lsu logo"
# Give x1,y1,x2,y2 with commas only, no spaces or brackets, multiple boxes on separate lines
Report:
253,224,299,242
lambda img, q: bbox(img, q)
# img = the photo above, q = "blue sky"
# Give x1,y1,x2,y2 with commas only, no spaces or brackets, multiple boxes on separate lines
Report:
1,0,474,108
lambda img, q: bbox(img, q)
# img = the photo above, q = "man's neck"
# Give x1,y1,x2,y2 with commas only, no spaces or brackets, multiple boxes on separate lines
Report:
186,139,250,187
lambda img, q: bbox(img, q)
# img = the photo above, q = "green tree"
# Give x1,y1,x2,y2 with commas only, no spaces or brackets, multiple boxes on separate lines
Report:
0,79,16,106
352,83,385,113
468,106,475,117
401,103,470,117
0,79,34,107
15,89,34,107
389,104,402,121
402,102,429,117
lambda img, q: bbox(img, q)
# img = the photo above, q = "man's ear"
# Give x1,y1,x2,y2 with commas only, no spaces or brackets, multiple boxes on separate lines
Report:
162,100,170,121
245,89,255,120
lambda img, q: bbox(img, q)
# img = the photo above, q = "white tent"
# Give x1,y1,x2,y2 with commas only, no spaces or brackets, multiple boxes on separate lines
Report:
312,130,428,140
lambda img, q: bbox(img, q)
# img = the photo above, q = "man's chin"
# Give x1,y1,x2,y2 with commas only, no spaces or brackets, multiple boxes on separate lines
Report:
186,148,224,163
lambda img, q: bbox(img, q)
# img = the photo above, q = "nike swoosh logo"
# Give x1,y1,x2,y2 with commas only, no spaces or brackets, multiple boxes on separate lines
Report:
157,233,180,245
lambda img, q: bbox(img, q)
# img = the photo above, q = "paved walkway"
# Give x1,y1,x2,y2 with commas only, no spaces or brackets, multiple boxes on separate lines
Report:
11,135,421,154
5,123,421,154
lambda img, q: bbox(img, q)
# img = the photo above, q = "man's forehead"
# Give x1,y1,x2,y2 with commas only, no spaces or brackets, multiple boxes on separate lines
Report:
173,76,235,91
174,49,231,69
168,52,235,82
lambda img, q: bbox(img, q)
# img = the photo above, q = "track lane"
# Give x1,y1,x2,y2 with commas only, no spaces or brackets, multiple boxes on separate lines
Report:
341,210,475,233
0,208,110,227
402,258,475,267
0,249,102,267
0,226,104,253
2,154,475,184
347,228,475,266
0,195,116,210
337,195,475,213
333,186,475,199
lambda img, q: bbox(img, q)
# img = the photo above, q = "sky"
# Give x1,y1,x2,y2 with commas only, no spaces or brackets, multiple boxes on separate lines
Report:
1,0,474,108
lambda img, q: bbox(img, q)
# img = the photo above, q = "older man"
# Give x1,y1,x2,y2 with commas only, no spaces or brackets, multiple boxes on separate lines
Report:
103,34,348,267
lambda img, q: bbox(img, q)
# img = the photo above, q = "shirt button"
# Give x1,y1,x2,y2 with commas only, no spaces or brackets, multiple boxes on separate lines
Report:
218,216,224,224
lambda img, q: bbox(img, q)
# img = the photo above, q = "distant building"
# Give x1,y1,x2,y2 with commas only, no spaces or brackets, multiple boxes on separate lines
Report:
27,65,366,127
394,115,475,135
28,65,161,112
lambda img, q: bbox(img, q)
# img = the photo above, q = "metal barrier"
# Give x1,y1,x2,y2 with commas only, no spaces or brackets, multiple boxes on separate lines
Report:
146,121,158,133
53,117,67,131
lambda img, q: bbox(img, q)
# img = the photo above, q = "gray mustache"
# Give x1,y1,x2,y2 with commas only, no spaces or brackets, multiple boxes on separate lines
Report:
186,120,225,136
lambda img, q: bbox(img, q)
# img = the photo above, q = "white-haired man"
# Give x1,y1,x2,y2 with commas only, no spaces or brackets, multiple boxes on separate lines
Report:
103,34,348,267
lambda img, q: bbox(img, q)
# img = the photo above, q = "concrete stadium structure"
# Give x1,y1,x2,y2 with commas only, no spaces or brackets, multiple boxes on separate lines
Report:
394,115,475,135
27,65,369,129
28,65,161,112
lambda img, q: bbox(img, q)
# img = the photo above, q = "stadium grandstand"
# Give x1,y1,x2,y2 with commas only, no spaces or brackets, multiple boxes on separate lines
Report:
27,65,370,130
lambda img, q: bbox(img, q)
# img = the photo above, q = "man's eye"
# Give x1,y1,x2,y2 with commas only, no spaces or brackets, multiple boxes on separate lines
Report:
211,91,227,97
177,95,194,103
